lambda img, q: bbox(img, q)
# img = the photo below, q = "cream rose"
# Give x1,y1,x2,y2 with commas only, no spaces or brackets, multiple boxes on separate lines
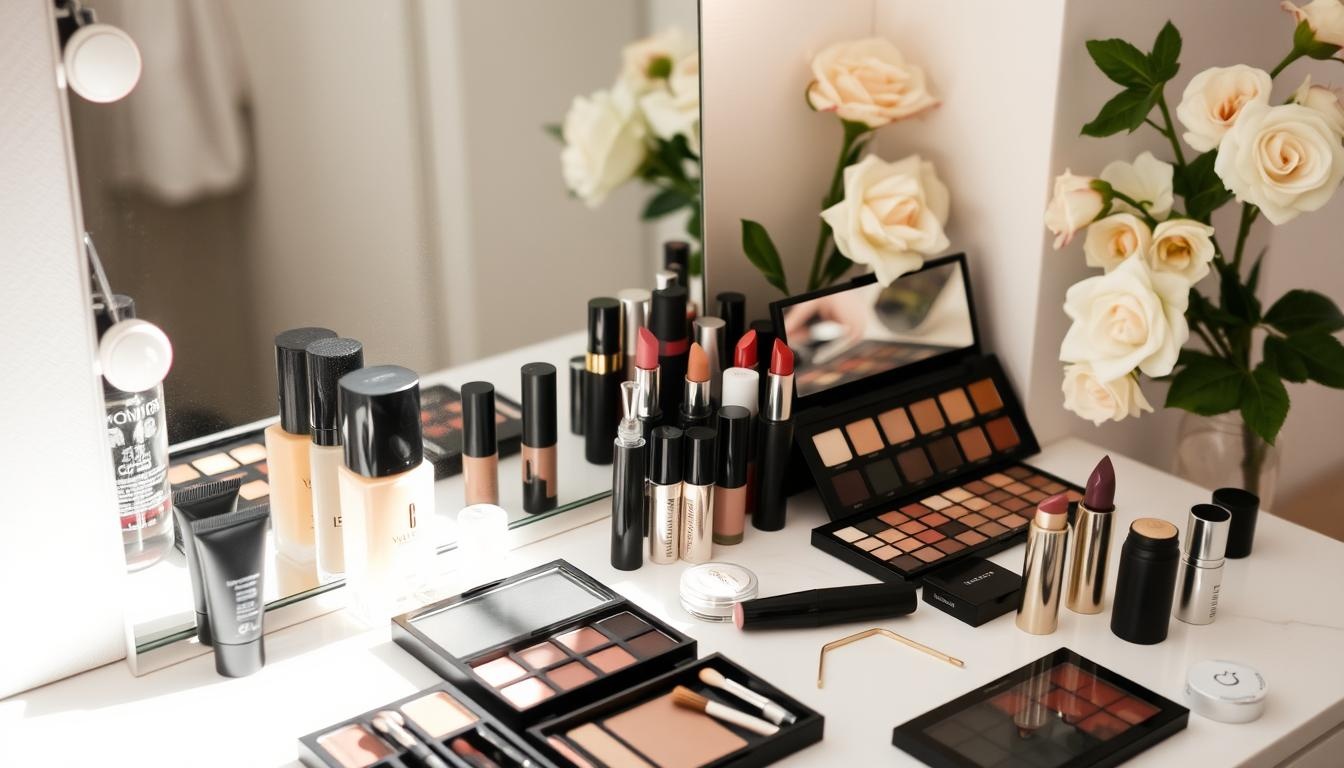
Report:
1176,65,1272,152
821,154,950,285
1100,151,1174,218
640,52,700,155
620,28,692,95
1044,171,1106,249
1062,364,1154,425
1214,102,1344,225
561,85,646,208
1084,213,1151,272
1060,257,1190,380
1282,0,1344,50
1293,75,1344,136
1148,219,1216,285
806,38,938,128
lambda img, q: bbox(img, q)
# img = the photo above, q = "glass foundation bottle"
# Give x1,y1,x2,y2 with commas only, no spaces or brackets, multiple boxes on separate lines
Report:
305,337,364,581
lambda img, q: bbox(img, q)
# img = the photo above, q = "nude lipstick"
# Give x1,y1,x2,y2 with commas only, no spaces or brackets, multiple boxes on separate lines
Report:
693,316,725,405
634,327,662,439
584,297,623,464
680,342,713,429
754,339,795,531
1015,493,1070,635
1065,455,1115,614
650,286,689,418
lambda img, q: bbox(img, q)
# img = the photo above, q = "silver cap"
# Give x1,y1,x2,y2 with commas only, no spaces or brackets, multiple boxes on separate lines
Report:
1184,504,1231,565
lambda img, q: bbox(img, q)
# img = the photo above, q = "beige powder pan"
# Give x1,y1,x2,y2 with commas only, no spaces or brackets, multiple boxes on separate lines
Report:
602,691,747,768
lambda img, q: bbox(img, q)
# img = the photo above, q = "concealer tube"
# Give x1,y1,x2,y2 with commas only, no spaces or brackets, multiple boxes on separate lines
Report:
713,406,750,546
521,363,557,514
462,381,499,506
172,477,242,645
306,337,364,579
648,426,683,564
1015,494,1070,635
265,326,336,562
584,298,623,464
680,426,717,563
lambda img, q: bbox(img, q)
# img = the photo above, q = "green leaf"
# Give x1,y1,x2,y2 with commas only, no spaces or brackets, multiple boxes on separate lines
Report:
543,123,563,142
1086,38,1154,88
1294,19,1344,61
641,189,688,220
817,248,853,289
1189,288,1242,328
1246,249,1266,294
686,205,702,240
1240,363,1290,445
1174,150,1233,222
1264,335,1309,383
1148,21,1182,82
646,56,673,80
1264,289,1344,335
1218,262,1261,326
1082,87,1159,137
689,247,702,278
741,219,789,294
1165,353,1243,415
1286,331,1344,387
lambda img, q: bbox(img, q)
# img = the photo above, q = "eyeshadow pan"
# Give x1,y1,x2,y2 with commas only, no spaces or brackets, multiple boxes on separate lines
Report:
892,555,923,570
626,630,677,658
871,545,899,560
556,627,609,653
846,418,884,455
855,537,883,552
1004,482,1031,495
968,378,1004,413
228,443,267,464
547,661,597,691
941,487,972,503
912,547,943,563
981,521,1009,537
901,502,928,515
960,513,989,527
474,656,527,687
921,511,950,527
239,480,269,501
937,520,970,536
317,724,394,768
942,505,969,519
864,460,902,495
915,529,945,544
956,530,988,545
1109,697,1160,725
1001,513,1029,529
898,520,926,535
897,449,933,483
1001,497,1031,512
500,676,555,708
895,537,924,553
877,529,906,543
1004,466,1032,479
856,518,889,535
1042,481,1067,494
1022,489,1048,503
1078,710,1130,741
985,417,1021,451
191,452,240,475
833,470,870,507
401,691,478,738
1078,680,1126,708
957,427,993,462
921,495,952,510
984,489,1012,504
964,480,993,495
984,473,1012,487
813,428,853,467
166,464,200,484
910,399,945,434
934,539,966,554
834,527,865,543
595,612,651,640
879,408,916,444
878,511,908,526
588,645,636,673
927,436,963,473
982,505,1009,519
1043,689,1100,723
938,389,975,424
518,641,568,669
601,692,746,768
962,497,990,511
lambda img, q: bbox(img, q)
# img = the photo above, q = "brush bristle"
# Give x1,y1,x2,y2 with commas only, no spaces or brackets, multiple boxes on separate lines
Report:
672,685,708,712
172,475,242,505
698,667,725,687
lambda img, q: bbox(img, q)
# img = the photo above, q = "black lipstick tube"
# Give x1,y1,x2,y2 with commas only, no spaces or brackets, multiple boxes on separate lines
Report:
734,584,917,630
754,362,794,532
650,286,689,418
584,298,623,464
611,382,647,571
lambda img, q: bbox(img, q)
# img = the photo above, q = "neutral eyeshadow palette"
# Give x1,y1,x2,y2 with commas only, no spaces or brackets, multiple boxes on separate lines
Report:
892,648,1188,768
419,384,525,480
793,338,954,398
168,430,270,552
393,560,696,728
299,681,555,768
532,654,824,768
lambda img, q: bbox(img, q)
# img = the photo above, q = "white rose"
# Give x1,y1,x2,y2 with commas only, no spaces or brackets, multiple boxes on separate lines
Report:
1062,364,1154,425
620,28,691,94
1282,0,1344,50
560,85,646,208
1214,102,1344,225
806,38,938,128
1060,257,1190,380
1148,219,1216,285
1084,213,1151,273
1044,171,1106,249
1100,151,1174,218
1176,65,1272,152
640,52,700,155
1292,75,1344,136
820,154,950,285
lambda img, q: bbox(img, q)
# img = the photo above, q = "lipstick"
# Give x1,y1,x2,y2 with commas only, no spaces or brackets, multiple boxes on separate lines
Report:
680,343,713,429
583,297,623,464
754,339,795,531
1015,493,1070,635
617,289,651,383
650,286,689,418
692,316,725,405
634,327,662,440
1065,455,1116,614
722,331,760,518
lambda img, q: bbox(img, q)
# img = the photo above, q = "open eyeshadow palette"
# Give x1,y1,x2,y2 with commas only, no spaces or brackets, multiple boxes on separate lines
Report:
793,338,954,398
418,384,524,479
532,654,824,768
393,560,696,728
299,682,555,768
892,648,1188,768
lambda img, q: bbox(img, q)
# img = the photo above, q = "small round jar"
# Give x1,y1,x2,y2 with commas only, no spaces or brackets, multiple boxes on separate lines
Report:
679,563,758,622
1185,660,1267,723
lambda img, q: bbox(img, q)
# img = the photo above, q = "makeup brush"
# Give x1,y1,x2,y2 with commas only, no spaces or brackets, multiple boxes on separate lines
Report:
680,342,712,429
671,685,779,736
698,667,796,725
450,737,502,768
370,710,451,768
473,723,536,768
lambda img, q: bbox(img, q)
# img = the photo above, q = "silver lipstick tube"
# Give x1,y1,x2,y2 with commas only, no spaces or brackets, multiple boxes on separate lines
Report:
1174,504,1230,625
648,481,682,564
679,482,714,563
635,365,660,420
618,289,651,383
763,371,793,421
681,378,711,428
693,317,725,403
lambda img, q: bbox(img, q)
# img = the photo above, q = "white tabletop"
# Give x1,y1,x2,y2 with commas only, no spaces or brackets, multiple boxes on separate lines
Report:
4,438,1343,767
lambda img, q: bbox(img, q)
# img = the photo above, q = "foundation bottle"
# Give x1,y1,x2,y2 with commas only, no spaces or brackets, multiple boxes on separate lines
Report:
305,337,364,580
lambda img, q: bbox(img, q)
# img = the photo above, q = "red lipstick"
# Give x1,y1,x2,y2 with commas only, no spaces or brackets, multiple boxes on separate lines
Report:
733,330,758,370
769,338,795,377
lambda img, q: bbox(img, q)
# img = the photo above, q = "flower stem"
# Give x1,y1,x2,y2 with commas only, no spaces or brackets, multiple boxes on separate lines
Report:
1155,93,1187,169
1108,190,1161,228
1231,204,1259,273
1270,49,1303,79
809,122,868,290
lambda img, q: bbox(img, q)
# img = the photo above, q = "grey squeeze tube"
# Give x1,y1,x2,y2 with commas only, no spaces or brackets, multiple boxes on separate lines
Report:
173,477,242,645
191,505,271,677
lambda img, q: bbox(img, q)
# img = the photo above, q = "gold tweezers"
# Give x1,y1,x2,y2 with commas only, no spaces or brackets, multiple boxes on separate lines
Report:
817,627,964,688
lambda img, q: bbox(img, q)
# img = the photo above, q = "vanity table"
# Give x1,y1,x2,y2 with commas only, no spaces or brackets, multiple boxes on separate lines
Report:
4,438,1343,766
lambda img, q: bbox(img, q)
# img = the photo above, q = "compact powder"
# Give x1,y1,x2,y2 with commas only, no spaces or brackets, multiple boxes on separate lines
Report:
595,612,651,640
602,691,747,768
909,399,945,434
474,656,527,687
846,418,884,455
879,408,916,444
549,661,598,690
228,443,267,464
518,641,568,669
813,428,853,467
191,452,240,475
317,724,395,768
968,378,1004,413
500,676,556,708
939,389,975,423
401,691,478,738
588,645,636,673
557,626,609,653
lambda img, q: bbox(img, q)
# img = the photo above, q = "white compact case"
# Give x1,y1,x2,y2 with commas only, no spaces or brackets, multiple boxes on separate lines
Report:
1185,660,1267,723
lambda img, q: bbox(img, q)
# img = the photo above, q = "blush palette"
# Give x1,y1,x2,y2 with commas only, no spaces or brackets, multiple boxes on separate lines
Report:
892,648,1188,768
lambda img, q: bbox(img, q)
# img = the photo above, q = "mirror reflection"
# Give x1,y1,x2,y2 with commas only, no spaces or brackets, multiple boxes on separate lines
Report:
68,0,700,652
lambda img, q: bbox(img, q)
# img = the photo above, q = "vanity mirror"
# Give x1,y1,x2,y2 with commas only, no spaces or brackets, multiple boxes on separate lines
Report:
65,0,701,671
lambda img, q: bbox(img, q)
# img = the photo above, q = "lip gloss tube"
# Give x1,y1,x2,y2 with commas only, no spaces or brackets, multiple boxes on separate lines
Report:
650,286,689,418
755,340,794,531
521,362,557,514
462,382,499,506
1015,493,1070,635
611,382,647,571
648,426,684,564
680,426,716,563
723,332,759,517
584,297,623,464
712,406,750,546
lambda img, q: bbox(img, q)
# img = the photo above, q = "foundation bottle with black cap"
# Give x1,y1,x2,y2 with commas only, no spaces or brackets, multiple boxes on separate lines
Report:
306,337,364,580
338,365,436,622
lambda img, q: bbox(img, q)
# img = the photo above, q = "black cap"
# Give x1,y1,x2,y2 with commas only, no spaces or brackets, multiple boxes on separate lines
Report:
737,583,918,630
306,338,364,446
716,405,750,488
338,365,423,478
588,298,622,355
684,426,717,485
1212,487,1259,558
650,426,684,485
664,241,690,282
650,286,688,342
522,362,557,448
462,381,497,458
275,327,337,434
716,292,745,352
92,294,135,338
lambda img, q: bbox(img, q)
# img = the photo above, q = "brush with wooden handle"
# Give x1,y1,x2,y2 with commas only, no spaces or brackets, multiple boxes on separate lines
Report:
671,685,779,736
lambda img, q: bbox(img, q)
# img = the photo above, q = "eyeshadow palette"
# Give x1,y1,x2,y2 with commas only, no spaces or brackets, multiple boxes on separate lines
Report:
419,384,525,480
394,560,697,728
793,338,955,398
168,429,270,551
813,464,1082,583
892,648,1188,768
532,654,824,768
299,681,555,768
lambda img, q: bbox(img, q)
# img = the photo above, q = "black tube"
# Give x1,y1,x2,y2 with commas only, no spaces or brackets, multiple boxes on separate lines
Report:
1110,519,1181,645
568,355,584,436
716,291,746,368
754,418,793,531
172,477,242,645
191,505,271,677
650,287,688,417
734,584,917,630
583,371,621,464
1213,487,1259,558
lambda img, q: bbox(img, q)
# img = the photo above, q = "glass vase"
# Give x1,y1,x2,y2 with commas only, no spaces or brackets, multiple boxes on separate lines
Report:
1173,411,1279,508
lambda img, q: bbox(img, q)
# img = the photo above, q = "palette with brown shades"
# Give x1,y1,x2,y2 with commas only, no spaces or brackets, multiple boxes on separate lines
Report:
815,464,1081,582
418,384,525,480
532,654,824,768
892,648,1188,768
